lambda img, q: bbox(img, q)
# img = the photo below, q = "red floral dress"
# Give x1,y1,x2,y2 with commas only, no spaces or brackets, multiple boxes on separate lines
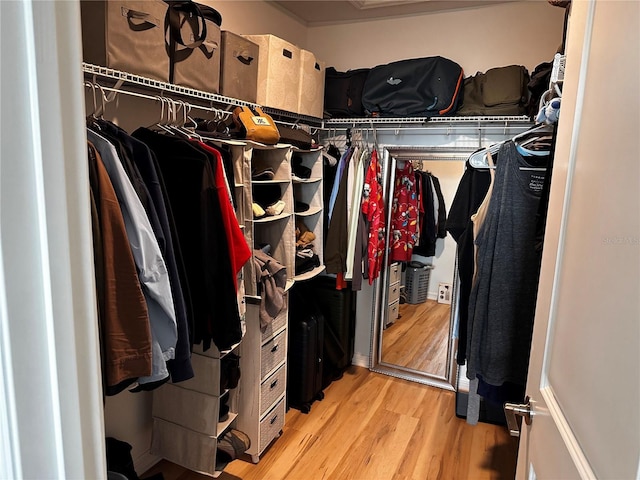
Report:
390,160,419,262
362,149,385,284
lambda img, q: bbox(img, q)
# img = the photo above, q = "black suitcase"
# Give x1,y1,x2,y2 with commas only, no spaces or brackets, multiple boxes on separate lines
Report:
287,291,325,413
306,276,355,388
362,56,464,117
323,67,370,118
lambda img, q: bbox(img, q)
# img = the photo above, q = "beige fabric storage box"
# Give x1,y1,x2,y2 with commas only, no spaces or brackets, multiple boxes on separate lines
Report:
151,418,218,475
298,49,326,118
80,1,169,82
168,3,222,93
152,384,219,435
242,34,301,113
220,31,259,102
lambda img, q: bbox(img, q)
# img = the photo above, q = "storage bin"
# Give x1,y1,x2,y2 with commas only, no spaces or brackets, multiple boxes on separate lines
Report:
242,34,301,113
405,262,433,304
168,2,222,93
80,1,169,82
220,31,259,102
298,49,326,118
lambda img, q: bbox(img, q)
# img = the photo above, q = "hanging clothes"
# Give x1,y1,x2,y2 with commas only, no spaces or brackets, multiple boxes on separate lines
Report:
132,128,243,353
390,159,419,263
362,149,385,284
414,171,447,257
466,141,548,389
87,129,178,387
345,148,367,280
94,119,194,383
325,146,358,275
446,159,492,366
87,142,152,395
196,141,251,283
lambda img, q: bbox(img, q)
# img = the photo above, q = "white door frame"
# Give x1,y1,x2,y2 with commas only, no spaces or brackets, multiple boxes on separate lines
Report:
0,1,105,478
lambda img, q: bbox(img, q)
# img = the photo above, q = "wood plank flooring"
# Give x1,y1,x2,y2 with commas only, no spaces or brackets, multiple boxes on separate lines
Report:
382,300,450,376
143,366,518,480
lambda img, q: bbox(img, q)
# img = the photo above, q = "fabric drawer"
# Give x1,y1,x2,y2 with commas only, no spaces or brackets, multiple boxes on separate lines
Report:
261,299,287,344
177,353,220,396
151,418,217,475
260,365,286,417
388,299,399,323
259,397,285,454
152,384,218,435
389,262,401,285
388,281,401,305
260,330,287,379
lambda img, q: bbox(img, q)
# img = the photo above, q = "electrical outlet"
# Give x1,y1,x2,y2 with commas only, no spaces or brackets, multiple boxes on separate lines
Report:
438,283,452,304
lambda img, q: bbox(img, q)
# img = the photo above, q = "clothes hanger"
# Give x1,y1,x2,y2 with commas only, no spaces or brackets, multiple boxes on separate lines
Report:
468,124,553,169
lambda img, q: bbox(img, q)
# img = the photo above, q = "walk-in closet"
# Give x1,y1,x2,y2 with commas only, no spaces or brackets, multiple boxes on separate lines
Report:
1,1,638,480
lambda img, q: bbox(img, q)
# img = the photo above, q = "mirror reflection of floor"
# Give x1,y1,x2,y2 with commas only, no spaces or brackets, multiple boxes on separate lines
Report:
381,299,450,377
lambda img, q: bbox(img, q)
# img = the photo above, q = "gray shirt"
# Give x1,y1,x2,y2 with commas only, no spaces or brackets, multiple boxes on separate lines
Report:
466,140,546,387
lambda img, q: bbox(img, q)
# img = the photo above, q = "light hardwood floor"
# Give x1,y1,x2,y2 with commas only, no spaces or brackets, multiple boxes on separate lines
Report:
382,300,450,376
143,366,518,480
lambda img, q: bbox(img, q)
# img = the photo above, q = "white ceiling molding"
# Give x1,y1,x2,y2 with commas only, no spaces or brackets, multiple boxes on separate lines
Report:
348,0,432,10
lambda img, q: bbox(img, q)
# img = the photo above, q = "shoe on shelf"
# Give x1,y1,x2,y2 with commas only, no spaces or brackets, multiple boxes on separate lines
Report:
253,203,266,218
265,200,286,216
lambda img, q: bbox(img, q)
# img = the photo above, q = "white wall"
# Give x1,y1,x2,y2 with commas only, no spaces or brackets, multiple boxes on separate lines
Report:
199,0,309,48
307,2,566,74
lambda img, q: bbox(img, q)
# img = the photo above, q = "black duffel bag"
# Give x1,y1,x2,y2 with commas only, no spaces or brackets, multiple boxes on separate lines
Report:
362,56,464,117
323,67,370,118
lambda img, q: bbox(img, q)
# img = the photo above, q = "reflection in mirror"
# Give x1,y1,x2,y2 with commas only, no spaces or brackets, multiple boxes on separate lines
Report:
375,153,467,388
381,160,463,377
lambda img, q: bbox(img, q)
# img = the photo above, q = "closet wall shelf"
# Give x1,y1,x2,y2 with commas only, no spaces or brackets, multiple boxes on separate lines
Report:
295,206,322,217
252,212,292,223
82,62,258,109
293,265,326,282
322,115,535,133
292,177,322,184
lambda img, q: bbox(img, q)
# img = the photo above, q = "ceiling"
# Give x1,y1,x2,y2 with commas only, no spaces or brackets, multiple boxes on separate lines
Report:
269,0,517,26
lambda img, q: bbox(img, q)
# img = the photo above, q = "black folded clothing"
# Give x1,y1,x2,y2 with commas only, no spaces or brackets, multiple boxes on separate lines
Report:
292,154,312,179
295,253,320,275
295,201,309,212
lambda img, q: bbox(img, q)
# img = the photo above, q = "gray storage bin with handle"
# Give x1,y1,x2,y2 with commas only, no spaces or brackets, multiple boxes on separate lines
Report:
405,261,434,304
80,1,169,82
168,2,222,93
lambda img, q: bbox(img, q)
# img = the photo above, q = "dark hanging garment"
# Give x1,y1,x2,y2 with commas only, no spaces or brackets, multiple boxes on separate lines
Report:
96,120,194,382
414,171,437,257
430,174,448,239
446,161,492,365
466,141,547,388
87,142,152,394
133,128,242,352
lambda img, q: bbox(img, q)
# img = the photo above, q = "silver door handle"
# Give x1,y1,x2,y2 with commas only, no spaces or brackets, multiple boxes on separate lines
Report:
504,396,532,437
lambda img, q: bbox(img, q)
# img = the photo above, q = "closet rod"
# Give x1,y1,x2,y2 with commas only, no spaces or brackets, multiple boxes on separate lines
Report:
83,82,228,116
82,62,258,108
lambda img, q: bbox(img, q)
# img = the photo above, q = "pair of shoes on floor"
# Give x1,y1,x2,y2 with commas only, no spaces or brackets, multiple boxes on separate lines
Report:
216,429,251,470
